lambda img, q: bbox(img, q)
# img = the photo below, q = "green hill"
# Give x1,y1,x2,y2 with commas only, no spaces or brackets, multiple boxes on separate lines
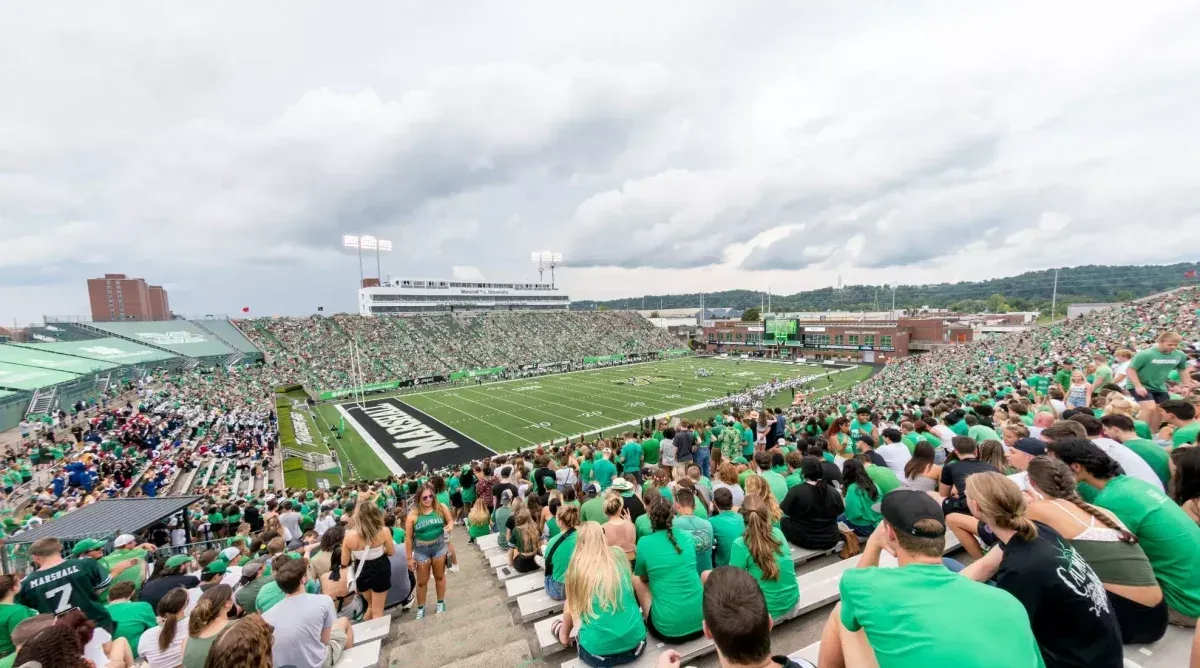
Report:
570,263,1198,315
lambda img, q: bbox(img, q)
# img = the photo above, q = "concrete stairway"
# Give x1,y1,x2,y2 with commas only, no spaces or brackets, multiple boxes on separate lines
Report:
385,530,532,668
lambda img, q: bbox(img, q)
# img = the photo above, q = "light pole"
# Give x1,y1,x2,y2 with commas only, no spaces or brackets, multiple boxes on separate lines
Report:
531,252,564,287
343,235,393,286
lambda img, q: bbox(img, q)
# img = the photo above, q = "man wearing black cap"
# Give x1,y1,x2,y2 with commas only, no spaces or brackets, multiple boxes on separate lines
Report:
817,490,1042,668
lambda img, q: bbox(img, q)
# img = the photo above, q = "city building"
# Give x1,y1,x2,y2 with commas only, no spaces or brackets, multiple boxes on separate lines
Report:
87,274,171,322
358,277,570,315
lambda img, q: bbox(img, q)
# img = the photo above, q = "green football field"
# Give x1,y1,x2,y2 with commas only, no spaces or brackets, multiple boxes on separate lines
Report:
331,358,867,471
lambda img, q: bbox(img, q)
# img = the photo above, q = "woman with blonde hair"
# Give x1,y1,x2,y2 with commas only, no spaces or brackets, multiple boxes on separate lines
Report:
405,482,454,619
202,614,273,668
1105,395,1154,439
602,491,637,564
466,497,492,543
730,495,799,621
344,497,395,620
554,522,646,667
544,505,581,601
978,439,1009,473
1025,457,1166,643
960,471,1124,667
743,474,782,526
508,509,543,574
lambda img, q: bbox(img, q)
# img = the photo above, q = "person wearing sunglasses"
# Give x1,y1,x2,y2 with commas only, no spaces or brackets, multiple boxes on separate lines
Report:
405,483,456,619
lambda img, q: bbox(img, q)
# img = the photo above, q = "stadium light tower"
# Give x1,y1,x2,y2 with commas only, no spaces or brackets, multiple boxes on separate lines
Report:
531,252,564,288
343,235,393,285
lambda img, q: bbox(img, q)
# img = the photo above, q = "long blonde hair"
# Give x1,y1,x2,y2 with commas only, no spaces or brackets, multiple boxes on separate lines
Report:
512,510,539,554
739,496,782,581
565,522,628,623
467,497,490,528
352,499,385,540
965,472,1038,541
743,475,782,524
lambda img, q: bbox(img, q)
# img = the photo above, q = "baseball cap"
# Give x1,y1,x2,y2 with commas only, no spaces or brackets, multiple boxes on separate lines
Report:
220,546,242,561
585,482,601,496
204,560,229,576
113,534,136,549
71,538,106,556
881,489,946,539
165,554,193,569
1011,438,1047,456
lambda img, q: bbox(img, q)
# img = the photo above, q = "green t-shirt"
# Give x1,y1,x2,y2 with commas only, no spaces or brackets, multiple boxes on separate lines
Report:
620,442,644,474
784,471,803,490
17,558,113,631
1130,347,1188,392
967,424,1001,443
391,527,406,545
576,551,646,657
948,421,969,437
839,563,1045,668
865,465,902,495
844,483,883,528
760,471,789,505
579,458,593,484
709,510,745,568
1134,420,1153,439
673,515,715,574
413,509,445,542
592,458,618,491
901,432,921,454
545,530,578,583
1121,438,1171,486
1095,475,1200,616
634,530,704,638
0,653,13,668
467,522,490,539
641,438,660,466
236,575,270,612
729,528,799,620
0,603,36,656
738,470,753,489
1054,369,1073,389
1173,422,1200,447
100,548,149,599
634,514,653,541
255,580,286,613
1093,365,1113,386
580,497,608,525
106,600,157,658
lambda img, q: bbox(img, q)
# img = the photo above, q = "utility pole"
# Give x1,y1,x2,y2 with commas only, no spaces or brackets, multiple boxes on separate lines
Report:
874,286,879,312
767,287,771,315
891,284,897,316
1050,268,1059,321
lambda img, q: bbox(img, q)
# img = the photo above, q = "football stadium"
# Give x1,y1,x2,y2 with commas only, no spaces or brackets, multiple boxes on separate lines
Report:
4,7,1200,666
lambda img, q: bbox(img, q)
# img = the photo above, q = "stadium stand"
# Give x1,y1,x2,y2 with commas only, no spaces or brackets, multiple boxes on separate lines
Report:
1,288,1198,667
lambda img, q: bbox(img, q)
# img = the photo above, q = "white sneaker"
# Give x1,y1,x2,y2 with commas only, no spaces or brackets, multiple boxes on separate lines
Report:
448,560,460,573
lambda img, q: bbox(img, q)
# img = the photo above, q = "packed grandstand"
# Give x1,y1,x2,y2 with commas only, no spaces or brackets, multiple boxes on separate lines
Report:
0,288,1198,668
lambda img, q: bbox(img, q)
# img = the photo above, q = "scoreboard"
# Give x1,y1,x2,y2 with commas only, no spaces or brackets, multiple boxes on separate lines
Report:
764,319,800,341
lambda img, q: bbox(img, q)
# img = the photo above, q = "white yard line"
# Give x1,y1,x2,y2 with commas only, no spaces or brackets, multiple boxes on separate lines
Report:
454,385,600,432
409,389,576,441
334,404,406,477
406,393,552,445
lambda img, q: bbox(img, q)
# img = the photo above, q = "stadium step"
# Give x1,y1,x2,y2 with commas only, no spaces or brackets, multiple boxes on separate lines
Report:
439,640,532,668
334,639,381,668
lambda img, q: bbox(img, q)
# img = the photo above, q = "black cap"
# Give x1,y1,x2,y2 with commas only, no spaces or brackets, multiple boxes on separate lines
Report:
881,490,945,538
1012,438,1047,456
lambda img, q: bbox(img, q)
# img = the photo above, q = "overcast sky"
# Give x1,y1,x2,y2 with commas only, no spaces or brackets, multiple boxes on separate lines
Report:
3,1,1200,324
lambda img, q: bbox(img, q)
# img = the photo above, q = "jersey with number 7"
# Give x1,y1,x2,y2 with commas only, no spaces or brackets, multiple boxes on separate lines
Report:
17,558,113,630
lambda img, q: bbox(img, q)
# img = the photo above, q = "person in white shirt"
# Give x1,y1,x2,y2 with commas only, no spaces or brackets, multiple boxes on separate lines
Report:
1043,416,1165,492
876,428,912,479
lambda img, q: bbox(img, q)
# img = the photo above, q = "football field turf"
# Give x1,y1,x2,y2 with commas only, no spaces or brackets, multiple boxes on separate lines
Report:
326,358,868,478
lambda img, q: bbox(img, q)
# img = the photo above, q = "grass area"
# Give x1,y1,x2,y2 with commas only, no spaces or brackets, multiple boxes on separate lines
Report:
311,403,395,481
276,389,344,489
674,363,873,422
341,358,853,459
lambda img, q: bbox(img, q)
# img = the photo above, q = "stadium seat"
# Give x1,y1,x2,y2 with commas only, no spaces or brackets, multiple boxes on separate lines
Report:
476,533,499,551
350,615,392,644
334,639,382,668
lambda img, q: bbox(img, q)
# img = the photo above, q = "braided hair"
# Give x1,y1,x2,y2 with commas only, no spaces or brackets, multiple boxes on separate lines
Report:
646,495,681,554
1026,457,1137,544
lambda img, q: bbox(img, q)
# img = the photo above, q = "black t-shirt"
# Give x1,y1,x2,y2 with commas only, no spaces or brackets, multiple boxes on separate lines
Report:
621,493,646,522
995,523,1123,668
864,450,887,468
533,467,556,495
492,482,518,506
819,461,843,486
779,482,844,550
939,458,999,497
139,574,199,611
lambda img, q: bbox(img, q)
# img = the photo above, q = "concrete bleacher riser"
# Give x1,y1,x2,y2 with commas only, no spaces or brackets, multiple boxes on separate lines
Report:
334,615,390,668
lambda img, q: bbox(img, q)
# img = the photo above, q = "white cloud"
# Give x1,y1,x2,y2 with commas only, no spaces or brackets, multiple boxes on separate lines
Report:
2,1,1200,323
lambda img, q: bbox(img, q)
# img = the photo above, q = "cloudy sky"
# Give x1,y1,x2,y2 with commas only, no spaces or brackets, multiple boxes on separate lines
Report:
3,1,1200,324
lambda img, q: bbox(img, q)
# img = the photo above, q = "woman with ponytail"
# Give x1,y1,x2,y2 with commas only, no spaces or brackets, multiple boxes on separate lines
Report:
1025,457,1166,643
138,587,189,668
961,471,1124,668
742,475,782,527
180,584,235,668
730,495,799,620
555,522,646,667
544,505,581,601
631,495,704,643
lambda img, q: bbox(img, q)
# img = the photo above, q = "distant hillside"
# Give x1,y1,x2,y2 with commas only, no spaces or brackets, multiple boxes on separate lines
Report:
570,263,1198,315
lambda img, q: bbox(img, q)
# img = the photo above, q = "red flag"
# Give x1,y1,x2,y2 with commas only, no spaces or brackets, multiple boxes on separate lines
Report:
1186,270,1197,279
241,306,251,313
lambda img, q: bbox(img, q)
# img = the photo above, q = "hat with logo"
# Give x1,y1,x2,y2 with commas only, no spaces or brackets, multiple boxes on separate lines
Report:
881,489,946,539
71,538,106,556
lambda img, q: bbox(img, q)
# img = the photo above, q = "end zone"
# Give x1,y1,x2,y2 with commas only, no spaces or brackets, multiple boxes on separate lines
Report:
337,397,496,475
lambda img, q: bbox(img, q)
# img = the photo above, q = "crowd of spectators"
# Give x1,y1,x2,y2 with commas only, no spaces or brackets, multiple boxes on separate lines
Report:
241,311,679,391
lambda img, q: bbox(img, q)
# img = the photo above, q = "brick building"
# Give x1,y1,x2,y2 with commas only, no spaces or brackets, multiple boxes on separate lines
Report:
87,273,171,322
701,317,972,362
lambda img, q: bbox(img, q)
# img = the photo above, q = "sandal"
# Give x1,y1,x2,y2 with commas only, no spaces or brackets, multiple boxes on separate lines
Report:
551,618,574,647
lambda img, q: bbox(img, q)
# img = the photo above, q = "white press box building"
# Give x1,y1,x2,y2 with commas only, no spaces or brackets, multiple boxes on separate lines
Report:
358,278,571,315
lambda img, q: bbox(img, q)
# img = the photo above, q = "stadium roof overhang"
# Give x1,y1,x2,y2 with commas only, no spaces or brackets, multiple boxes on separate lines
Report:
4,495,204,545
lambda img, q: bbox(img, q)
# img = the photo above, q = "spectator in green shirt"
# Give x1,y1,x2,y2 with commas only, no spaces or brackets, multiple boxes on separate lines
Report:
104,581,157,659
1161,400,1200,447
1099,414,1171,487
0,575,35,659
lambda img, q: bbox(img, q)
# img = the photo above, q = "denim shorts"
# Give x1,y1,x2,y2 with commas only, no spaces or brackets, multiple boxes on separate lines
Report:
577,639,645,667
413,537,448,564
545,576,565,601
